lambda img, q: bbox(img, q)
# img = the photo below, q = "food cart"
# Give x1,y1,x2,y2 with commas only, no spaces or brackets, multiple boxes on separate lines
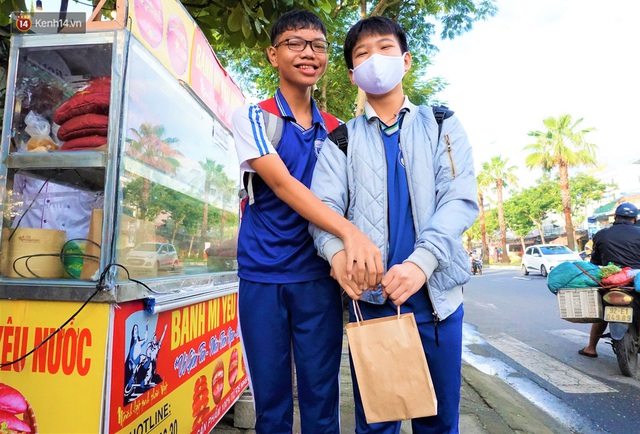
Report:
0,1,248,432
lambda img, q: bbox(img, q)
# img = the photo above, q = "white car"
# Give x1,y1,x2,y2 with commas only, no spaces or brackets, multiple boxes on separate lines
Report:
521,244,581,277
125,242,179,273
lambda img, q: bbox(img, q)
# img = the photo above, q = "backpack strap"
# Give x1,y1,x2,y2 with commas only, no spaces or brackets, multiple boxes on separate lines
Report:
241,101,340,206
432,105,454,142
259,98,284,146
326,106,453,157
240,99,286,205
328,123,349,155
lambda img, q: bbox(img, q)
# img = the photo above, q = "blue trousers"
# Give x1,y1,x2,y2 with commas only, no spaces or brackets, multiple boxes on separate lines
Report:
350,301,464,434
239,277,343,434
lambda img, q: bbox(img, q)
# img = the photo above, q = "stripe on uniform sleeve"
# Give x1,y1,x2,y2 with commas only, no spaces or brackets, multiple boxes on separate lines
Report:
249,105,270,156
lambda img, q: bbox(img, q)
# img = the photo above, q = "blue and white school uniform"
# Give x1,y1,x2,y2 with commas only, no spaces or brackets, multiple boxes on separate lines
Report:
232,89,343,434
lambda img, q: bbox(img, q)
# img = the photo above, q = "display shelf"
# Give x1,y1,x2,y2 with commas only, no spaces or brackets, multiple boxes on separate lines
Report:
4,151,107,168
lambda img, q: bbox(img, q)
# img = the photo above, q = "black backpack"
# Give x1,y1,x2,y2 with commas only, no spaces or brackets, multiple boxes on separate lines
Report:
328,105,454,154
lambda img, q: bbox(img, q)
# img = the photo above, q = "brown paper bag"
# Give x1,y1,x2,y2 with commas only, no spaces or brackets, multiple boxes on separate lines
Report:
345,301,437,423
80,208,103,280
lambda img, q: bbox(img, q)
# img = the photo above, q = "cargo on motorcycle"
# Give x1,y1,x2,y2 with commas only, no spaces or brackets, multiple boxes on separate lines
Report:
549,260,640,377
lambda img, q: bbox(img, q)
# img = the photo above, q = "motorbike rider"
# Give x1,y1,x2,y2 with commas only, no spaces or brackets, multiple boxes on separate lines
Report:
578,202,640,358
470,249,482,274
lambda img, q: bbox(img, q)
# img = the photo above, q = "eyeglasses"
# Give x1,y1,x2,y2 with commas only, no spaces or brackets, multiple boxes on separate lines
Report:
273,37,329,53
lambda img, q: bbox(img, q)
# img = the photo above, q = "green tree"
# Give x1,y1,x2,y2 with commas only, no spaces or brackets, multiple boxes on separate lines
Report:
520,180,561,244
0,2,26,27
200,159,237,241
502,195,531,255
192,0,496,119
480,156,517,264
483,207,500,261
525,114,597,250
475,169,492,264
125,123,182,219
199,159,224,246
503,182,559,252
183,0,497,49
565,173,612,231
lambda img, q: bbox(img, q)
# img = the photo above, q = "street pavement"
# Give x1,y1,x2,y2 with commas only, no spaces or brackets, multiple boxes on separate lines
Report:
213,318,573,434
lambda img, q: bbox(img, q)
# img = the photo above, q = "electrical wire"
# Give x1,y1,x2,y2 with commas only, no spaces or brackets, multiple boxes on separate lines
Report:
10,238,101,279
0,286,99,368
0,260,178,368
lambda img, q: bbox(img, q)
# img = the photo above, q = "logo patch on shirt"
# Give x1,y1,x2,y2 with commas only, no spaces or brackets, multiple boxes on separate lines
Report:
314,138,325,156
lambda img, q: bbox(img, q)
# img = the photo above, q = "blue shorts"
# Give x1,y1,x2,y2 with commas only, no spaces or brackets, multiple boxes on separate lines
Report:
239,277,343,434
350,301,464,434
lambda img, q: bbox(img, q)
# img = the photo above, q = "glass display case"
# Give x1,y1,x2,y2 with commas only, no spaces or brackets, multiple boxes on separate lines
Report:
0,31,241,302
0,3,248,433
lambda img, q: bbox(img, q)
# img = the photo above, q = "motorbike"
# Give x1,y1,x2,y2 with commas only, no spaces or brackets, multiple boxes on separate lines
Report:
600,286,640,377
471,258,482,275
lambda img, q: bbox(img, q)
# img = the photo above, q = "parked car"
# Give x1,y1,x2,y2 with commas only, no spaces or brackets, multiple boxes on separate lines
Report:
126,242,179,273
521,244,581,277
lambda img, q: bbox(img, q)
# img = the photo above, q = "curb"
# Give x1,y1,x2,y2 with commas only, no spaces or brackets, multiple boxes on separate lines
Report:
461,364,571,434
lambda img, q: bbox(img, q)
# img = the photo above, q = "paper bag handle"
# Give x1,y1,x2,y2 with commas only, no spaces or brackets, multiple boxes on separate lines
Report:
352,299,401,326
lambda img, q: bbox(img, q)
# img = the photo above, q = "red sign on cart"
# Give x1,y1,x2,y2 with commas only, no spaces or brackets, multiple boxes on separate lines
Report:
108,293,247,434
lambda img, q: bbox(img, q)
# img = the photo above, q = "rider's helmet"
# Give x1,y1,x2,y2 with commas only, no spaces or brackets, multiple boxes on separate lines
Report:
614,202,638,218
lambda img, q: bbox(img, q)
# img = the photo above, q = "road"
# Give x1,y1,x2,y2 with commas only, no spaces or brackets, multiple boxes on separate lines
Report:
463,266,639,434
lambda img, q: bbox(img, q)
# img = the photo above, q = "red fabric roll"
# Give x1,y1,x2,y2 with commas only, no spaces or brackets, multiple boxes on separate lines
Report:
60,135,108,151
57,113,109,141
53,92,110,125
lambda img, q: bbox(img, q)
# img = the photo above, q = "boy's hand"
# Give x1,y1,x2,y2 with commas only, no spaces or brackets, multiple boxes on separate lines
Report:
342,229,383,289
330,250,363,300
381,262,426,306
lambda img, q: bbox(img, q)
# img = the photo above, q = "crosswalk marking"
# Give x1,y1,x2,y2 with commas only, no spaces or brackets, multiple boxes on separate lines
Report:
547,329,592,346
485,333,617,394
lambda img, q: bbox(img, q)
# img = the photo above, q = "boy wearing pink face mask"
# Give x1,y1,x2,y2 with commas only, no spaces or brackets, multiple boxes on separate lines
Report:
310,16,479,433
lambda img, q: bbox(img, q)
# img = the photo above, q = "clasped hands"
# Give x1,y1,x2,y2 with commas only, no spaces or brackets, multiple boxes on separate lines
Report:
330,249,427,307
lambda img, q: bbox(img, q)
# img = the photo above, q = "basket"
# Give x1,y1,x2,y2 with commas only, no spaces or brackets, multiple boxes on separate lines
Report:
557,288,602,323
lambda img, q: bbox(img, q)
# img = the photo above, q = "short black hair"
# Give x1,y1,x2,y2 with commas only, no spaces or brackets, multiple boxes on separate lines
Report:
343,16,408,70
270,10,327,45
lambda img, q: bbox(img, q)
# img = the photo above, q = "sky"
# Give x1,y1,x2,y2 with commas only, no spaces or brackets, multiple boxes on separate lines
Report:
427,0,640,188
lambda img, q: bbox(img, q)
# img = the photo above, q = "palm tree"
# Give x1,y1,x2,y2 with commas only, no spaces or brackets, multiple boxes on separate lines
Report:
525,115,597,250
481,156,518,264
125,123,182,219
200,159,225,247
475,169,493,265
216,173,237,238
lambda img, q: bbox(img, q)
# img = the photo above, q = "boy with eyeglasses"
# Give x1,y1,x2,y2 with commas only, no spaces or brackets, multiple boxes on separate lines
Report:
231,10,382,433
310,16,478,433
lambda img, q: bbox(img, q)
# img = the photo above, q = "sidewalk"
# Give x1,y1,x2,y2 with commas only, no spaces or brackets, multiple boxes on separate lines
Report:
213,336,572,434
